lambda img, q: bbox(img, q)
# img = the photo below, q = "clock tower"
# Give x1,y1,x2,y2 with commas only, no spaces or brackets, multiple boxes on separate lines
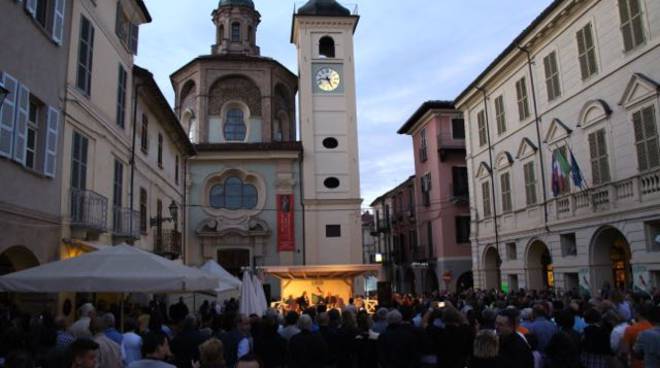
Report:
292,0,362,265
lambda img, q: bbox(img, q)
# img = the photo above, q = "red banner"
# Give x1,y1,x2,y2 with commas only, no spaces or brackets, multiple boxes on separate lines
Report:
277,194,295,252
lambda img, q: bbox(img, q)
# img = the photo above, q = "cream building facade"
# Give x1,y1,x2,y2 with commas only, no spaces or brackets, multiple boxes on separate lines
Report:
457,0,660,294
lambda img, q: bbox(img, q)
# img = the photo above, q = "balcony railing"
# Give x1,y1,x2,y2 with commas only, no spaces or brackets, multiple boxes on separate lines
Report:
437,133,466,150
154,229,182,256
70,189,108,232
112,206,140,239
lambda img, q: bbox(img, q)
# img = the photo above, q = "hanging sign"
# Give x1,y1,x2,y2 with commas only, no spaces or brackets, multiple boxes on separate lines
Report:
277,194,295,252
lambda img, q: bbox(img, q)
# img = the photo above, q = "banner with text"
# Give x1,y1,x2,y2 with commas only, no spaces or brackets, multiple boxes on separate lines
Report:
277,194,295,252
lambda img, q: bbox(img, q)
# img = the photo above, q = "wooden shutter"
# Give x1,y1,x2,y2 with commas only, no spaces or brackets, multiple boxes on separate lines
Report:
588,132,601,184
633,110,648,171
643,107,660,169
52,0,66,45
25,0,37,16
44,107,60,177
577,27,588,79
597,130,610,183
0,73,18,158
482,181,491,217
13,84,29,165
129,23,139,55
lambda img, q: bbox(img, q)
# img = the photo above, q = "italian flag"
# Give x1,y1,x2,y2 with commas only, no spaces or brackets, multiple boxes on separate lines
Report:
552,150,571,196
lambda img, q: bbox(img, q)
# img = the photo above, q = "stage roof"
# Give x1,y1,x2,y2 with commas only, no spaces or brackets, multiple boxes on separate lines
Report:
263,264,381,280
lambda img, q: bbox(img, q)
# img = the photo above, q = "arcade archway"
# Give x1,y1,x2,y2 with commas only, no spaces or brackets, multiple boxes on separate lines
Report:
483,247,502,290
526,240,554,290
590,226,632,291
0,246,40,275
456,271,474,293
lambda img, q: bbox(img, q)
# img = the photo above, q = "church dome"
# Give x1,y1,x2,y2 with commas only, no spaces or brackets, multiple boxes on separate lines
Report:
218,0,254,8
297,0,351,16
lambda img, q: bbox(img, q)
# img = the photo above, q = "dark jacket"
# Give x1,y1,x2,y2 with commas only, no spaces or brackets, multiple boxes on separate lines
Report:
254,331,287,368
546,329,582,368
218,329,246,368
377,323,420,368
427,323,474,368
497,333,534,368
288,330,328,368
170,329,208,368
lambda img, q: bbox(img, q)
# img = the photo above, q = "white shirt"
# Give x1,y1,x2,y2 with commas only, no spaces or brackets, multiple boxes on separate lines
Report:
122,332,143,366
69,317,92,338
610,322,630,353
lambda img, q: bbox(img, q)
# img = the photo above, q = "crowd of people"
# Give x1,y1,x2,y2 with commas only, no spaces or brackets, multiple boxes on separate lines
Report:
1,288,660,368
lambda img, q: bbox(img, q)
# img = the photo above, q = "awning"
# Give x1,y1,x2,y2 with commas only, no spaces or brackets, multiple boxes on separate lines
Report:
263,264,381,280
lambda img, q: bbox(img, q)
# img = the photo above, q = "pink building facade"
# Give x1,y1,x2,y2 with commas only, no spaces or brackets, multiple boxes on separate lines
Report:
399,101,472,292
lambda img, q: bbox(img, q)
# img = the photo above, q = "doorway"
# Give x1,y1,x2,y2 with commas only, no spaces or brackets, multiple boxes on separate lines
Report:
217,249,250,277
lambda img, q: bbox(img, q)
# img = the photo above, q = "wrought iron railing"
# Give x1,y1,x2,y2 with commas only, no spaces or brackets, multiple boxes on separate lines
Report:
154,229,182,256
112,206,140,239
70,189,108,232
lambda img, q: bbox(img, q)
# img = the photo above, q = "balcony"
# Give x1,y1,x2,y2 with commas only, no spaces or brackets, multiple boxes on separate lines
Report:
377,220,391,233
112,206,140,239
154,229,182,257
70,189,108,233
437,133,466,161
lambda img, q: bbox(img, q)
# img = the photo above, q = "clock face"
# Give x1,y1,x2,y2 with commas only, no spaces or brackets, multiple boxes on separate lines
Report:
316,67,341,92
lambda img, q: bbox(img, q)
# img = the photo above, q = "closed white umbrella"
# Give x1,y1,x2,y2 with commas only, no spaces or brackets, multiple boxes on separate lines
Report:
239,270,258,316
0,244,219,293
199,260,242,293
252,274,268,316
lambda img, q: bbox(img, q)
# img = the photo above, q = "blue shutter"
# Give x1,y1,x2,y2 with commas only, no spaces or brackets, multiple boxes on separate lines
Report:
13,83,29,165
25,0,37,16
44,107,60,177
0,73,18,158
52,0,66,45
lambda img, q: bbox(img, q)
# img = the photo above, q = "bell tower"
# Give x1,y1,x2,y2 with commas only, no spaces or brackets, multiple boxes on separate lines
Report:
212,0,260,56
292,0,362,265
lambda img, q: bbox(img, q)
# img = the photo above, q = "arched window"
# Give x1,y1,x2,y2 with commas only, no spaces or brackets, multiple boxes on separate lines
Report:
247,26,253,44
188,118,198,143
319,36,335,58
209,176,258,210
219,25,225,43
231,22,241,42
224,108,246,141
273,118,282,142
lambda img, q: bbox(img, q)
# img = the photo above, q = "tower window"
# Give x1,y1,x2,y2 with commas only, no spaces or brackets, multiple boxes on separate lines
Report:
209,177,258,210
326,225,341,238
224,108,247,141
324,177,340,189
322,137,339,149
319,36,335,58
231,22,241,42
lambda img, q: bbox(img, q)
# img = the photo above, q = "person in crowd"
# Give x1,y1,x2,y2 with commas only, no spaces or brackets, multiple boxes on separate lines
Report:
545,308,581,368
623,301,654,368
196,338,226,368
526,303,557,353
371,308,388,334
122,318,143,366
235,354,262,368
67,338,99,368
377,309,419,368
170,298,190,325
612,291,633,322
288,314,327,368
90,316,122,368
469,329,499,368
633,305,660,368
605,309,629,361
336,310,359,367
218,314,251,368
580,308,613,368
101,313,122,346
519,308,534,331
69,303,95,339
525,334,544,368
252,313,286,368
55,316,76,349
128,331,175,368
427,306,473,368
170,314,207,368
278,311,300,342
480,308,497,331
354,310,378,368
494,309,534,368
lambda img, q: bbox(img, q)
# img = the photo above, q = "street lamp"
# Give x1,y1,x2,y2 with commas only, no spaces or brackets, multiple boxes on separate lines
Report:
150,200,179,228
0,86,9,107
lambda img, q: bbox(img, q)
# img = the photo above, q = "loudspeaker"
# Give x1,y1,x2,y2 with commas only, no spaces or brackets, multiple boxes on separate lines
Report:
377,281,392,306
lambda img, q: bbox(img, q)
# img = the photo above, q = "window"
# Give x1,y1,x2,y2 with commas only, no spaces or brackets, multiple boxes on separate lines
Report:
577,23,598,80
553,146,571,195
209,177,258,210
324,177,340,189
455,216,470,244
175,155,179,185
618,0,645,51
140,114,149,152
319,36,335,58
419,128,428,162
523,162,537,206
588,129,610,185
427,222,434,257
645,221,660,252
477,110,487,147
632,106,659,171
516,78,530,121
25,100,40,170
495,95,506,135
35,0,49,28
231,22,240,42
421,174,432,207
326,225,341,238
561,233,577,256
543,51,561,101
116,65,127,128
482,181,491,217
224,108,247,141
157,133,163,168
322,137,338,149
506,242,517,260
139,188,148,234
71,132,88,190
157,198,163,221
452,118,465,139
452,167,468,197
113,160,123,208
500,172,512,213
115,2,129,45
76,16,95,95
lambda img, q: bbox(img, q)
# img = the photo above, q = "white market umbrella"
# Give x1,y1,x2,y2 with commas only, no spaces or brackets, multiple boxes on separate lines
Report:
0,244,219,293
199,260,242,293
252,274,268,316
239,270,259,316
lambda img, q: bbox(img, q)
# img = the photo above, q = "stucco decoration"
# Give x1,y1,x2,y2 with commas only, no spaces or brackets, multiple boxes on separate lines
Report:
619,73,660,109
202,168,267,219
475,162,492,179
495,151,514,170
208,76,262,117
516,138,538,160
196,216,270,238
544,118,573,144
577,100,611,128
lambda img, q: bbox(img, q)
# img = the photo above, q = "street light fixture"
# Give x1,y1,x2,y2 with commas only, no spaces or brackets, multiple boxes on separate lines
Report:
0,86,9,107
150,200,179,228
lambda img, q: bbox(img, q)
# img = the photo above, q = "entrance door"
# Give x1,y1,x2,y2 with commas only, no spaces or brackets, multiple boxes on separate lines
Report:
483,247,501,290
217,249,250,277
590,227,632,292
527,241,553,290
